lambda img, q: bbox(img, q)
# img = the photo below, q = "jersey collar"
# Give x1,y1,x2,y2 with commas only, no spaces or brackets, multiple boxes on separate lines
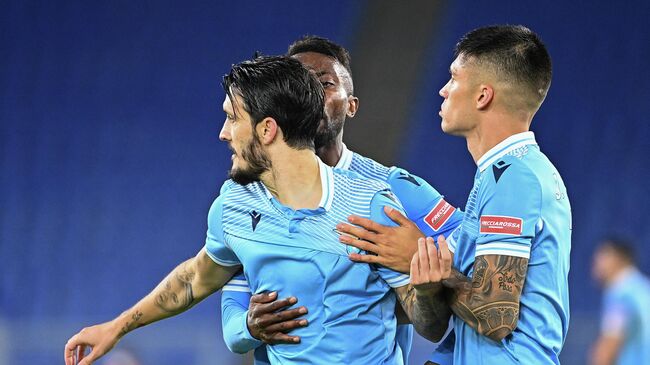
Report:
262,156,334,212
334,143,353,170
476,131,538,172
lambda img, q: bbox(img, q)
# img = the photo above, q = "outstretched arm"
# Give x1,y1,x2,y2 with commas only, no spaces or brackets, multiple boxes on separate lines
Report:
64,249,239,365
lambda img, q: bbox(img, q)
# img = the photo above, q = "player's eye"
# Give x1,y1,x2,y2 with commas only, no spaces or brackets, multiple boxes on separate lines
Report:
320,80,335,88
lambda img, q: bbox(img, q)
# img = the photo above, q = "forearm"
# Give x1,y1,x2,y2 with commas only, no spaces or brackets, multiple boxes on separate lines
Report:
446,256,527,342
112,251,236,339
396,285,452,342
222,293,262,353
590,336,622,365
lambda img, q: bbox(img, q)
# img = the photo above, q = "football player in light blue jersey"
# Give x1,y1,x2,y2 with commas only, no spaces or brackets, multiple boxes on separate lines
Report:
339,25,571,364
590,238,650,365
63,56,451,365
220,36,462,365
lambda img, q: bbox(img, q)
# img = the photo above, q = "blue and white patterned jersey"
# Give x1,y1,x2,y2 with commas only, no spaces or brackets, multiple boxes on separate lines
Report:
206,158,410,365
220,146,463,364
447,132,571,364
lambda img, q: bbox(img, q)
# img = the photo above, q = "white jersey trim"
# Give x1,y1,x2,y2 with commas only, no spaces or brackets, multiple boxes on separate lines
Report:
477,131,537,172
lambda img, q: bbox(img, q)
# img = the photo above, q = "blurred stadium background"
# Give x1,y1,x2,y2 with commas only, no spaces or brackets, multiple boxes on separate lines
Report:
2,1,649,364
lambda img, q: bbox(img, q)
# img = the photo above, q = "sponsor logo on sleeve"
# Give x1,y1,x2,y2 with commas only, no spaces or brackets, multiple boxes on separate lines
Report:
479,215,523,235
424,199,456,231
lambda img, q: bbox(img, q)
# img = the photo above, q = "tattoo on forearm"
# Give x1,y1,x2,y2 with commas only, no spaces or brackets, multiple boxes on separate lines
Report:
397,285,453,342
155,262,196,313
449,255,528,341
119,310,143,337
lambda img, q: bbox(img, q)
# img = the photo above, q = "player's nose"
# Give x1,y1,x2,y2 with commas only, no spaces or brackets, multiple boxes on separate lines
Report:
219,121,231,141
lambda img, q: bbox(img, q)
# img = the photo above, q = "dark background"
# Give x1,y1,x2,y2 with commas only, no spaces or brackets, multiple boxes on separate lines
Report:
2,1,649,364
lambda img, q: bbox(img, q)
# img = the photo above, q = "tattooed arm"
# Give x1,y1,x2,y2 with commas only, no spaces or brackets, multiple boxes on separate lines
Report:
64,249,239,365
392,237,454,342
446,254,528,342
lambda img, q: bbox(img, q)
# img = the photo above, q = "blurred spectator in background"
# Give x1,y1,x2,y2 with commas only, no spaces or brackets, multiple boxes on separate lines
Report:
590,237,650,365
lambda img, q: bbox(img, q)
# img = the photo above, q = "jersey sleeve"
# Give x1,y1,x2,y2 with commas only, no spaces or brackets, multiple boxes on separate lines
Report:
600,290,630,337
204,195,241,266
221,270,264,354
386,168,463,240
475,159,542,259
369,189,411,288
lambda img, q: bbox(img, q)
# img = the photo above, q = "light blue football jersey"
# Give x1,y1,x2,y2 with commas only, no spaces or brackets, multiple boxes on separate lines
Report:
446,132,571,364
206,159,411,364
220,146,463,365
600,268,650,365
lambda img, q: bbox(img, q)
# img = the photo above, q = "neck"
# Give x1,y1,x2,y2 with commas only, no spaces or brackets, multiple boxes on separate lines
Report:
260,148,322,210
465,115,529,164
315,135,345,167
604,265,635,288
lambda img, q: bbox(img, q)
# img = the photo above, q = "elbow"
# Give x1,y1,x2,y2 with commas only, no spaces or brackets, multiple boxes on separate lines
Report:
413,323,447,343
482,321,517,342
225,340,250,355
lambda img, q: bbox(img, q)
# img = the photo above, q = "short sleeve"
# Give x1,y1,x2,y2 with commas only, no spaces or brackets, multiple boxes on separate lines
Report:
600,291,630,337
204,195,241,266
475,159,542,259
387,168,463,239
369,189,411,288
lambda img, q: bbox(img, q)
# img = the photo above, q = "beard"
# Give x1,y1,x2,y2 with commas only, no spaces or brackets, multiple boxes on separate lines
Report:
229,134,272,185
314,115,344,150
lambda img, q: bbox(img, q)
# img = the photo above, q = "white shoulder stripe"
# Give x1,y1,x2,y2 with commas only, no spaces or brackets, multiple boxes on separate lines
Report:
222,285,252,293
203,247,241,267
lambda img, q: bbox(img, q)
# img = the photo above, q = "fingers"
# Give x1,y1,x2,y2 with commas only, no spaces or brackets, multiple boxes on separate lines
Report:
250,291,279,304
418,237,431,280
263,297,298,313
426,237,441,281
383,206,413,227
254,306,308,328
265,332,302,345
264,318,309,334
250,292,297,314
437,235,452,279
336,222,380,243
348,253,380,264
65,335,83,365
338,235,380,254
410,244,420,283
344,214,388,235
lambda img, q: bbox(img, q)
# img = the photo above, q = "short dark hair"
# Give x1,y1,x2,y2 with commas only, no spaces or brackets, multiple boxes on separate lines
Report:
222,55,324,150
601,236,636,265
455,25,552,108
287,35,353,78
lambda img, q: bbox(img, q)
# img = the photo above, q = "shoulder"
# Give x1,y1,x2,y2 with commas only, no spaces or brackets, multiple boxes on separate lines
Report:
348,151,392,181
481,154,542,193
332,167,391,192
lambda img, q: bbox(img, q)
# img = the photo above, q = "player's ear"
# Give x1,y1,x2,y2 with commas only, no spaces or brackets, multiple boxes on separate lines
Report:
346,95,359,118
257,117,278,145
476,84,494,110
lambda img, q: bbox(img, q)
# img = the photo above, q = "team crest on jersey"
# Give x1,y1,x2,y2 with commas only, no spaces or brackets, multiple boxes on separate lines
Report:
424,199,456,231
479,215,523,235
